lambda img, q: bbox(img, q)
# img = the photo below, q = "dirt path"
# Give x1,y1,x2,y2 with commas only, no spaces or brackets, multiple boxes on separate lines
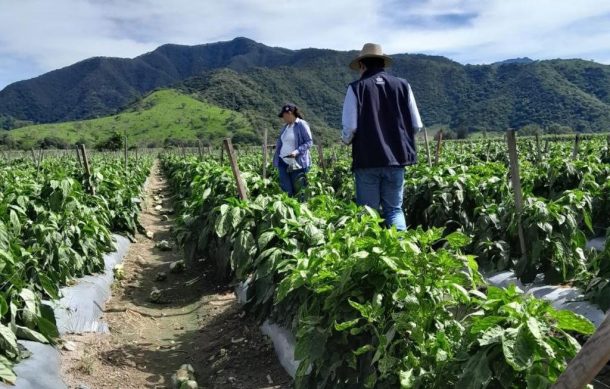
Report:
60,161,291,389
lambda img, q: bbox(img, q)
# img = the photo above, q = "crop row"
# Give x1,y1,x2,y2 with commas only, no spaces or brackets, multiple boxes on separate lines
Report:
0,155,151,384
163,154,594,388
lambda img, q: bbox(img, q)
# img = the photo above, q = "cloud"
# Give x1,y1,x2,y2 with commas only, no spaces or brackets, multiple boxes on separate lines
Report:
0,0,610,89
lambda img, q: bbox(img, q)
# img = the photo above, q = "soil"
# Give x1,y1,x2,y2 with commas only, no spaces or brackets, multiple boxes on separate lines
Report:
60,161,292,389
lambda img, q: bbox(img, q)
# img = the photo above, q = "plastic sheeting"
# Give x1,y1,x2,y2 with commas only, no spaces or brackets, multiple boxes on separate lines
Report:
486,270,606,327
586,237,606,252
0,234,131,388
485,238,608,327
0,341,66,389
260,320,302,378
52,234,130,334
234,281,306,379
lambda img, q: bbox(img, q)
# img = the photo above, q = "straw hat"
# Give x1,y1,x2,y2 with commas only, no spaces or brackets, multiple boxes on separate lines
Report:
349,43,393,70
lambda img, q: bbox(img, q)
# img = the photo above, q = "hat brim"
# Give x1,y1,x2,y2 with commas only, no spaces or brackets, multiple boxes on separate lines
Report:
349,54,393,70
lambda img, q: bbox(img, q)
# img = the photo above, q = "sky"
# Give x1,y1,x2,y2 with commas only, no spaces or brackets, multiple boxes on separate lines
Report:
1,0,610,89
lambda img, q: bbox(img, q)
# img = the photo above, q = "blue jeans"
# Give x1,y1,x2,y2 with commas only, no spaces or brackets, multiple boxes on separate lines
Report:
354,167,407,231
278,159,309,199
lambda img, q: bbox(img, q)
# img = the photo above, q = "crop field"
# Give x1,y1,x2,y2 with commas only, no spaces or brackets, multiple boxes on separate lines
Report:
0,151,152,384
159,133,610,387
1,133,610,388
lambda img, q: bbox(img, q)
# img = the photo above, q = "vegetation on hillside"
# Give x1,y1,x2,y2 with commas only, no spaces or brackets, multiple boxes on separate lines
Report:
5,90,258,149
1,38,610,138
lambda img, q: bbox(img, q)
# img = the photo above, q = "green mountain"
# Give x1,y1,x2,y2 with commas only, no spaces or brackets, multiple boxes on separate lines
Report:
6,89,255,148
2,37,610,141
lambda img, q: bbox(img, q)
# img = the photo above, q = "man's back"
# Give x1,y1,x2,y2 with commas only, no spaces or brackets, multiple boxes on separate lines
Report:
349,68,417,169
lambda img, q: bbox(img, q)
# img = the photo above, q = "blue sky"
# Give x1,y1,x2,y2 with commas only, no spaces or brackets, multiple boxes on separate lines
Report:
1,0,610,90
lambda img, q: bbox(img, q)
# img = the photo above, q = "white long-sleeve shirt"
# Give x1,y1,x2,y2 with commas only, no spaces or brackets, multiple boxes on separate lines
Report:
341,83,423,144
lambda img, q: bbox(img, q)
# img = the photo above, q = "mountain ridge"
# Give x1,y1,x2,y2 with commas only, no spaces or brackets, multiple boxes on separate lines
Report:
2,37,610,135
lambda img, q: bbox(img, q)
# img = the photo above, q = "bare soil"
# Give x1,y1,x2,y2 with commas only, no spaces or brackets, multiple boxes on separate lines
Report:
60,161,291,389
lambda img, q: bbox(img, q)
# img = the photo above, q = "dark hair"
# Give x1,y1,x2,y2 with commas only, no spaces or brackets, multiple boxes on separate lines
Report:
292,106,304,119
359,57,385,70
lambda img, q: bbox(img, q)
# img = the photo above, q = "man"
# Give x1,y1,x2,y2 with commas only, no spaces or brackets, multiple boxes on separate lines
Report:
342,43,423,231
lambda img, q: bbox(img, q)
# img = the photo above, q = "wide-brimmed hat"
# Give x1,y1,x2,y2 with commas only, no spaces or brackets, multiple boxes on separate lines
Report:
349,43,393,70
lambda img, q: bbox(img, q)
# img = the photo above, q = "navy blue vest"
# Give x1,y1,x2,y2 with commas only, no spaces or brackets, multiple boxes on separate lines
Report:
350,69,417,169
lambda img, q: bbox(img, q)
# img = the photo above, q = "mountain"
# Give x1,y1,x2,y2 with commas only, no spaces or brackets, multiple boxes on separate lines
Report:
493,57,535,65
2,37,610,140
5,89,255,148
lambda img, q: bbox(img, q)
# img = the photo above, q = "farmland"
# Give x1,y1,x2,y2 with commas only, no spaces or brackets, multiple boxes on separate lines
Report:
0,152,151,384
160,133,609,387
1,133,609,388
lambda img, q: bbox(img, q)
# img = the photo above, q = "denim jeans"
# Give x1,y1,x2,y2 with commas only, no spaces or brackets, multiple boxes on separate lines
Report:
278,159,309,199
354,167,407,230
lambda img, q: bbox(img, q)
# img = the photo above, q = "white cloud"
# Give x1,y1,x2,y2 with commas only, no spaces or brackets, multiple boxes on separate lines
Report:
0,0,609,88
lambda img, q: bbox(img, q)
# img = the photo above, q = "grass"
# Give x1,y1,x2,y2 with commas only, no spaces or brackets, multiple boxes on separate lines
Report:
8,89,257,148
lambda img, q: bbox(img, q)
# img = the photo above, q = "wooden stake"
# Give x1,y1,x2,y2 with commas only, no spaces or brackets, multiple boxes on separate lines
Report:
572,133,580,159
262,128,268,179
75,145,83,168
198,140,203,160
535,133,541,162
124,130,128,172
434,130,443,165
79,144,95,195
422,127,432,167
552,312,610,389
506,130,526,262
223,138,248,200
317,144,326,174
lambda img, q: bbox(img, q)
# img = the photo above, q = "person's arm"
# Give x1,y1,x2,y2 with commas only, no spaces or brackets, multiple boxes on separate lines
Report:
408,83,423,131
342,86,357,144
292,121,313,156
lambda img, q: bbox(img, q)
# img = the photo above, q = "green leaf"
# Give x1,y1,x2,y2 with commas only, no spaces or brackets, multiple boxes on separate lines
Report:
526,317,543,340
526,373,552,389
445,231,471,249
380,256,398,271
38,304,59,340
399,369,414,388
501,326,534,371
546,309,595,335
334,318,360,331
583,211,593,232
449,283,471,302
38,274,60,300
214,212,230,238
15,325,48,344
456,349,492,389
0,294,7,317
19,288,38,315
0,323,19,359
201,187,211,201
0,355,16,385
352,251,369,259
478,326,504,346
257,231,276,250
353,344,374,356
9,210,20,236
230,207,242,228
470,316,505,334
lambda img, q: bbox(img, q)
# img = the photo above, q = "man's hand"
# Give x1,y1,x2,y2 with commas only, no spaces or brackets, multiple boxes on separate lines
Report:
288,150,299,158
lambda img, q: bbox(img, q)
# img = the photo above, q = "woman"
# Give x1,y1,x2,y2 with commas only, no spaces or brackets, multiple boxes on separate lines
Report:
273,103,313,199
